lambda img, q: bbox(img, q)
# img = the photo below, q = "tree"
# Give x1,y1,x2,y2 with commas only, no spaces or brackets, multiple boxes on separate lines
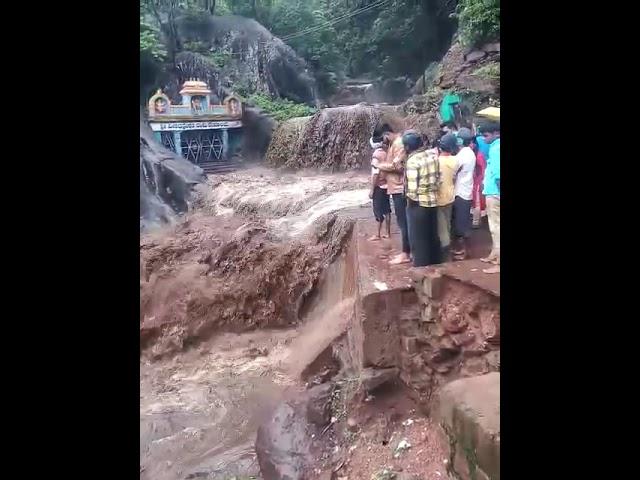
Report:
204,0,216,15
455,0,500,47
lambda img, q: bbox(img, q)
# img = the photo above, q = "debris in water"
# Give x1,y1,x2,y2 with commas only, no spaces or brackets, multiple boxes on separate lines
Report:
393,439,412,458
347,417,358,431
374,281,389,291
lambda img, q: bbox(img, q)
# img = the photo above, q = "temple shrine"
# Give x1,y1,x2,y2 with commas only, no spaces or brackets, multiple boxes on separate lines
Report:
148,80,243,168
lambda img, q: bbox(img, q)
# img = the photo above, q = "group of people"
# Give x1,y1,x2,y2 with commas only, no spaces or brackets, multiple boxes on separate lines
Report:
368,118,500,273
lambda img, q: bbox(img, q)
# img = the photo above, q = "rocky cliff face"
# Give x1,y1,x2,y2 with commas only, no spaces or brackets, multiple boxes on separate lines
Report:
162,14,317,105
399,40,501,142
140,113,205,231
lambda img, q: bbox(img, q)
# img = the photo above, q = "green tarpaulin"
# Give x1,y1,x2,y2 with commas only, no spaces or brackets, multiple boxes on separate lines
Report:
440,93,461,123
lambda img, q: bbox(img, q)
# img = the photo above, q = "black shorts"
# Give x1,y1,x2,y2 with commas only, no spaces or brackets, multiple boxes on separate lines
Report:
372,186,391,222
453,196,473,238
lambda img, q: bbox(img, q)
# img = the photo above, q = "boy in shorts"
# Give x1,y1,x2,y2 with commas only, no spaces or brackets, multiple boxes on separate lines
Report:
369,134,391,240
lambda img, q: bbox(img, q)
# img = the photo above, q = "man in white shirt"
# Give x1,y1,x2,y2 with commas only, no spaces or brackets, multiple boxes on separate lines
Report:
451,128,476,260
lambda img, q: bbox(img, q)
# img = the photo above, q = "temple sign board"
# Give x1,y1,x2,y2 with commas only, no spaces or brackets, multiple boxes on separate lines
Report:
147,80,243,165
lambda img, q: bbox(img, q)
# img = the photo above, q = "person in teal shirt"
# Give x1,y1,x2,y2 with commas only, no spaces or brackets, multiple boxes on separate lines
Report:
484,138,500,196
479,121,500,273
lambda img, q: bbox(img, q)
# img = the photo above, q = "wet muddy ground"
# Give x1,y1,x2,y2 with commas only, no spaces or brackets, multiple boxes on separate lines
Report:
140,168,493,480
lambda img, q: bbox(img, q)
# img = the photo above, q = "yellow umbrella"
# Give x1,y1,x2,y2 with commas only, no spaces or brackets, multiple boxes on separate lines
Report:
476,107,500,120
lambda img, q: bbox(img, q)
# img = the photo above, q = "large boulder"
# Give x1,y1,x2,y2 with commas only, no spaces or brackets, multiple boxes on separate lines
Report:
255,384,333,480
163,14,317,105
139,113,205,230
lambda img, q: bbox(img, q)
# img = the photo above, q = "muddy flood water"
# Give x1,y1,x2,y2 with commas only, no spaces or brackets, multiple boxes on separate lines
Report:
140,168,369,479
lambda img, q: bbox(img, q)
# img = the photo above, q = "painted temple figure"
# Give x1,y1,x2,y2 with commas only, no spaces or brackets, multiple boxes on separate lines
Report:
191,95,205,112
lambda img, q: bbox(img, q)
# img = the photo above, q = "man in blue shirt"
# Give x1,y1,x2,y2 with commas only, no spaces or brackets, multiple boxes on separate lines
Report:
480,121,500,274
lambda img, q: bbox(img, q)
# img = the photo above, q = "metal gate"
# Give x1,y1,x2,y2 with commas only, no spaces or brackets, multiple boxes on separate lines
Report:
160,131,175,152
180,130,224,164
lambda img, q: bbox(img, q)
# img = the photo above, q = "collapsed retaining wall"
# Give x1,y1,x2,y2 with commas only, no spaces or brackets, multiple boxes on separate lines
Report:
297,220,501,410
398,268,500,411
255,217,501,479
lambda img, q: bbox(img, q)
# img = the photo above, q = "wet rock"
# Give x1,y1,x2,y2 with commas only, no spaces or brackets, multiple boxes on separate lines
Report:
452,332,476,347
247,346,269,358
465,50,487,62
306,383,333,427
486,350,500,370
255,400,312,480
360,367,399,392
442,313,468,334
461,357,490,377
255,383,340,479
427,346,460,364
140,113,205,230
483,42,501,53
479,311,500,345
164,15,316,105
462,341,490,358
401,336,419,354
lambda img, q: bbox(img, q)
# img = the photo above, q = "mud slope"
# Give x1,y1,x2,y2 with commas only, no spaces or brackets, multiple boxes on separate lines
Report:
140,212,354,358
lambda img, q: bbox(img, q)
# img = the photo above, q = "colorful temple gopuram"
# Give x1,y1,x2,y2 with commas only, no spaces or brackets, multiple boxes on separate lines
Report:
148,80,243,169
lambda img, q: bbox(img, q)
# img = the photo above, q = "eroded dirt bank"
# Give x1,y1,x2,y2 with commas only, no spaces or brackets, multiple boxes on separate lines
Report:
140,168,480,480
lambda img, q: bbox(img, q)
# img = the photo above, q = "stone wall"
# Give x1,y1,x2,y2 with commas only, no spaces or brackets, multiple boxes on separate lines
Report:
396,269,500,412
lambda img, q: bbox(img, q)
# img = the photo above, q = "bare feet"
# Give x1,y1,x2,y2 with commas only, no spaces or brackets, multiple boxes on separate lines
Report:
389,253,411,265
381,234,389,239
452,249,466,261
483,265,500,274
368,235,381,242
481,252,498,263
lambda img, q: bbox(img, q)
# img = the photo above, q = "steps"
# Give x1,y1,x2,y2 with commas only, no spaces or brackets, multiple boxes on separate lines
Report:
197,162,239,174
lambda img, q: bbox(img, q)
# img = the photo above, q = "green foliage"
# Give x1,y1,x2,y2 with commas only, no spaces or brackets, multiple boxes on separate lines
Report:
456,0,501,47
139,0,500,102
248,93,316,121
182,41,233,67
140,17,167,60
209,51,233,68
267,0,344,96
225,0,273,24
474,61,500,79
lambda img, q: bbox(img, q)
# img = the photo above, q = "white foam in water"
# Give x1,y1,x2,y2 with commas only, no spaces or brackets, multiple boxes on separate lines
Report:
269,188,370,237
